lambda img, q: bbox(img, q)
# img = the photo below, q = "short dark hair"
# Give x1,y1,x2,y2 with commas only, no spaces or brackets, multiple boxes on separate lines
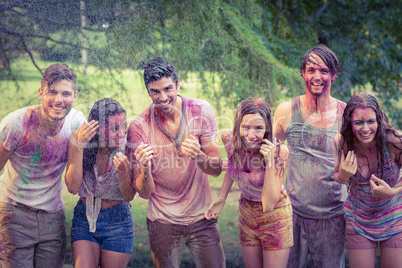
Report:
300,45,340,76
143,57,179,90
41,64,77,93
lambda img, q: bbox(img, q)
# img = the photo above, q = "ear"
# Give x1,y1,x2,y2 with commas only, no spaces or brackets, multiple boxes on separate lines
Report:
331,74,337,83
176,80,181,91
300,70,305,79
38,88,43,100
73,90,78,102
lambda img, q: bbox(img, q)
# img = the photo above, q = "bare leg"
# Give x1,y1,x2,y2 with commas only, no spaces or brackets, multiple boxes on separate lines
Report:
72,240,101,268
100,249,132,268
380,247,402,268
348,248,376,268
263,248,290,268
241,245,263,268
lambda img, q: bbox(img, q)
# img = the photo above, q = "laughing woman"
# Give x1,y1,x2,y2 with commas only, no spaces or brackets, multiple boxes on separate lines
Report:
205,97,293,268
65,98,136,268
334,92,402,268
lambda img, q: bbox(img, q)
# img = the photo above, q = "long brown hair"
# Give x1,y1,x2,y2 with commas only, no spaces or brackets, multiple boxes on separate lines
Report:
230,98,273,169
340,92,401,178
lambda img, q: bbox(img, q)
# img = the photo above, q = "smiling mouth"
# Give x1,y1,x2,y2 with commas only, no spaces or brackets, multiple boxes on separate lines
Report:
312,83,323,86
158,100,171,107
51,106,65,111
360,133,373,138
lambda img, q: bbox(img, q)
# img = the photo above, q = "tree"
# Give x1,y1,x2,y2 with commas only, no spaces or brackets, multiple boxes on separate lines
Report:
1,0,400,127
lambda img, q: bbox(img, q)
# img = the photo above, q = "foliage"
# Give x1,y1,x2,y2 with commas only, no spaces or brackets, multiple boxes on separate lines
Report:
0,0,400,127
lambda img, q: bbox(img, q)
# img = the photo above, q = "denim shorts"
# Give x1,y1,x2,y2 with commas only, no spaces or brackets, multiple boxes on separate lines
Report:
71,199,134,253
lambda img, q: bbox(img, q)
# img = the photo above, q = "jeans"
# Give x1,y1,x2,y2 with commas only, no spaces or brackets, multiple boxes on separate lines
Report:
147,218,225,268
0,202,66,268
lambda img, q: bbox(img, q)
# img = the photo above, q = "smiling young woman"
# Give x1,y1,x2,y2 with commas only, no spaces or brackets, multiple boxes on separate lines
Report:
334,92,402,268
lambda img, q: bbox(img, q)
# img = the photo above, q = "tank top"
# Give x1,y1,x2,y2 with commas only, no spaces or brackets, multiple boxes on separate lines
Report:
345,146,402,241
285,96,347,219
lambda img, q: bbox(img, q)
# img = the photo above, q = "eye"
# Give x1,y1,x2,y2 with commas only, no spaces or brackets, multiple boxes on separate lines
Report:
354,121,364,125
63,92,72,96
321,69,329,74
368,119,376,124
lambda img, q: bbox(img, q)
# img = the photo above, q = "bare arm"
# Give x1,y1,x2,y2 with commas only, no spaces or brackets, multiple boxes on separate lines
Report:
273,101,291,143
205,172,234,219
182,135,222,176
0,142,11,173
114,152,136,202
65,121,99,194
205,131,234,219
261,141,289,212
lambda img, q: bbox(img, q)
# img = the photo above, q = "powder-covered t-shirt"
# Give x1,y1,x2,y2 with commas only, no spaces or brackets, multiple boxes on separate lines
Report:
129,96,217,225
0,105,86,213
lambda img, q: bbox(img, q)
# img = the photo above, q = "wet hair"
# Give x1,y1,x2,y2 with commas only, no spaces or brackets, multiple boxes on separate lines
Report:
143,57,179,90
83,98,126,171
340,92,402,178
41,64,77,93
230,98,284,174
300,45,340,77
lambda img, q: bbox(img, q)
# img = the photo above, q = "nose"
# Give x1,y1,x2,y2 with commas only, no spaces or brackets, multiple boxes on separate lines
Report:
247,129,255,139
313,70,321,80
159,91,167,102
119,127,126,137
362,122,369,131
54,93,63,104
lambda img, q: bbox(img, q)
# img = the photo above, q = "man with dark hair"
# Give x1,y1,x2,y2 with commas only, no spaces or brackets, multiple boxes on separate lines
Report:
0,64,86,267
128,57,225,268
274,45,347,268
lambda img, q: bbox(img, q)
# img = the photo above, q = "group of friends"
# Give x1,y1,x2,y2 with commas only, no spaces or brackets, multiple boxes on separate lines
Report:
0,45,400,268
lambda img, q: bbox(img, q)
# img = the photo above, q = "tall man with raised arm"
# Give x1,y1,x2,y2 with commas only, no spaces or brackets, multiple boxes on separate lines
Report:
274,45,347,268
0,64,86,268
127,57,225,268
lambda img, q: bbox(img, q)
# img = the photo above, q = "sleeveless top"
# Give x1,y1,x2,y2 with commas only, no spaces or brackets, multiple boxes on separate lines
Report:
345,146,402,241
285,96,347,219
78,146,125,232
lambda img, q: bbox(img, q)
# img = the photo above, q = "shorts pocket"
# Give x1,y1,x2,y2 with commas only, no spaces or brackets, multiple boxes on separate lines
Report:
0,202,15,227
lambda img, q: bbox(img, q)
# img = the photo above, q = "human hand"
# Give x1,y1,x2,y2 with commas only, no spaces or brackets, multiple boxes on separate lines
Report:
260,139,276,168
134,142,153,168
205,197,226,220
113,152,130,171
370,175,395,198
278,185,295,202
76,120,99,148
182,135,201,160
338,151,357,183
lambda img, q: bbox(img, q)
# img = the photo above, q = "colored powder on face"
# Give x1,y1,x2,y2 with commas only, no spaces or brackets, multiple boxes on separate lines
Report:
21,178,29,185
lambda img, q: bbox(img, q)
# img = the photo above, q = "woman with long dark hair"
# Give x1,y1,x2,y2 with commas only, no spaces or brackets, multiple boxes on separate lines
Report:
65,98,136,268
334,92,402,268
206,97,293,268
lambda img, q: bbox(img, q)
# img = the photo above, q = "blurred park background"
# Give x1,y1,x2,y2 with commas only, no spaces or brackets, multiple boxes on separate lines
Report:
1,0,400,267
